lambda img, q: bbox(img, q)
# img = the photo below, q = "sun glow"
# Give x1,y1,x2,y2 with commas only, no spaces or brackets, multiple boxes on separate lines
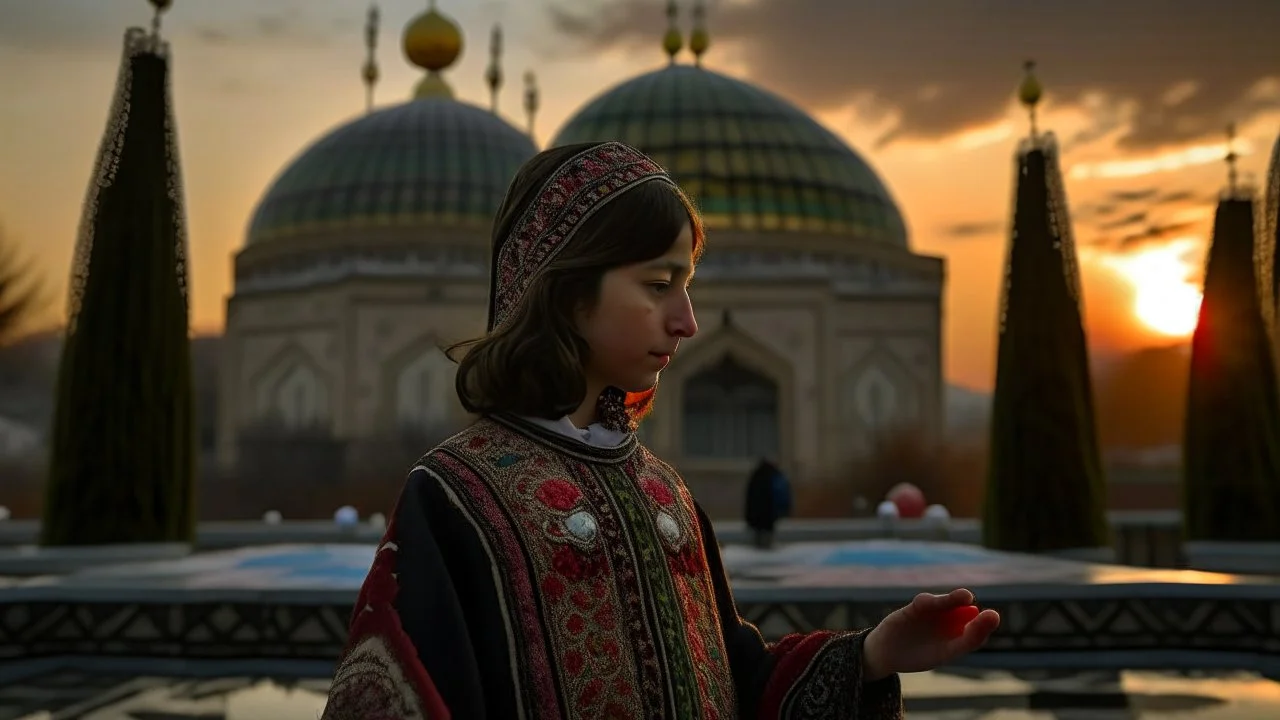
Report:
1102,239,1204,337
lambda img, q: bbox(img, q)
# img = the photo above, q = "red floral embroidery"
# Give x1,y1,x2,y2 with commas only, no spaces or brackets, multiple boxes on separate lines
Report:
536,478,583,511
467,435,488,450
564,649,585,675
639,476,675,506
667,545,705,576
541,575,566,603
552,545,603,581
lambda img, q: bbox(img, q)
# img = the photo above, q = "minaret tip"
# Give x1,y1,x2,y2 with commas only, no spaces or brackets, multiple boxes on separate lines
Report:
362,3,380,114
662,0,683,65
1018,60,1043,139
524,70,540,139
486,24,504,113
689,0,709,67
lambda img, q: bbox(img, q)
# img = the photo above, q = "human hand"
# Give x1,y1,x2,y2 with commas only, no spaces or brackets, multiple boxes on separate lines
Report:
861,588,1000,681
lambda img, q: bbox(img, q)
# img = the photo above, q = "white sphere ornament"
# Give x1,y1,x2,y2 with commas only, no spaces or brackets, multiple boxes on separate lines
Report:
876,500,900,519
924,504,951,522
0,506,10,521
262,510,282,525
334,505,360,526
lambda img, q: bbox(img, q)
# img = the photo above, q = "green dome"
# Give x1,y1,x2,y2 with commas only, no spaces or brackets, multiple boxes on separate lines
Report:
552,66,908,247
248,99,537,245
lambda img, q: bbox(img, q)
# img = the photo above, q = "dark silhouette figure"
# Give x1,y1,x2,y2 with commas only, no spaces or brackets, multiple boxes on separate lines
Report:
745,458,791,549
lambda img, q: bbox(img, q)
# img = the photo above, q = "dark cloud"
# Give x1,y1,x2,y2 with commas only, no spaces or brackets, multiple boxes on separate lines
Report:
1109,189,1160,204
1117,221,1201,249
941,220,1004,239
1098,212,1148,231
549,0,1280,150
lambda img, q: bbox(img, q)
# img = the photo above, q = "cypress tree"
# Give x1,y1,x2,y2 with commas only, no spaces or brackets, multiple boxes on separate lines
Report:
982,63,1109,553
42,19,195,545
1182,143,1280,541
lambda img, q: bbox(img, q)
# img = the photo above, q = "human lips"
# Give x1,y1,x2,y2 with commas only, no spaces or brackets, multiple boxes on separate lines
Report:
650,351,673,368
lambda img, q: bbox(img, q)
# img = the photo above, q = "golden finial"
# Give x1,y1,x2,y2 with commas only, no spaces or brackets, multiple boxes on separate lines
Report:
403,0,464,99
689,0,709,67
524,70,540,138
147,0,172,43
362,4,380,114
662,0,683,65
1019,60,1043,138
1226,123,1239,194
486,25,503,113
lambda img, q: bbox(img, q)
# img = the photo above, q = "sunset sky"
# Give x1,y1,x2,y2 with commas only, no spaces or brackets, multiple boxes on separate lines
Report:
2,0,1280,391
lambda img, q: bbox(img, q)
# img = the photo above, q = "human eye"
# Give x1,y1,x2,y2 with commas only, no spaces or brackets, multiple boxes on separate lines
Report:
647,280,672,294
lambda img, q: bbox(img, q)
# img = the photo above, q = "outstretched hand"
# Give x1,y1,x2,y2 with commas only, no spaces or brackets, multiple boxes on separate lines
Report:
862,588,1000,681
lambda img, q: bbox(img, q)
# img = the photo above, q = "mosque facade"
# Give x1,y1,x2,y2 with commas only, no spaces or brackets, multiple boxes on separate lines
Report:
215,2,946,513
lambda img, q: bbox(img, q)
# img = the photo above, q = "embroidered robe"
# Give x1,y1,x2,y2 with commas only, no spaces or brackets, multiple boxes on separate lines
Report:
322,415,903,719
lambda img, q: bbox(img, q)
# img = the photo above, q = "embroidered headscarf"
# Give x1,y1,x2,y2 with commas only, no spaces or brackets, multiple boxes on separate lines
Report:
486,141,678,432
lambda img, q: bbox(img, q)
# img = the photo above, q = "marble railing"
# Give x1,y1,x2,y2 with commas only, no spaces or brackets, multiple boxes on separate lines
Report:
0,511,1187,567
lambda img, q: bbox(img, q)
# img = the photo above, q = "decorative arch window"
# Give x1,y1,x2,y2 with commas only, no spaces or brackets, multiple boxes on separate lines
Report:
681,354,779,459
395,348,456,432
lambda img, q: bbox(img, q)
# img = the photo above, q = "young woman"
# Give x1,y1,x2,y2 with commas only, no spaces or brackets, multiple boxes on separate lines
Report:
323,141,1000,719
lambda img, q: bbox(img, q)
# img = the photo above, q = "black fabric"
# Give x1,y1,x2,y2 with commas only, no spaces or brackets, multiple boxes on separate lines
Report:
695,502,776,713
392,467,511,718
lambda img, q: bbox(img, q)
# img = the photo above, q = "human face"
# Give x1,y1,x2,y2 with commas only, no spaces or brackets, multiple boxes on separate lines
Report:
577,222,699,399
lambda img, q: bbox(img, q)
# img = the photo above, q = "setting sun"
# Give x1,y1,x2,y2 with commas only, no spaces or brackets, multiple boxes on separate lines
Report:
1102,239,1204,338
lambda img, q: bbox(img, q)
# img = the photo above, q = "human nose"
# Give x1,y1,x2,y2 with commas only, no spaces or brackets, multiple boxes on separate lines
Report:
668,292,698,338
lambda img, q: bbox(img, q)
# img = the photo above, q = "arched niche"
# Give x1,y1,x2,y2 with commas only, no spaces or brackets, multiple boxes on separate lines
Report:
381,334,458,434
251,343,332,430
657,322,794,463
839,344,921,435
682,354,780,459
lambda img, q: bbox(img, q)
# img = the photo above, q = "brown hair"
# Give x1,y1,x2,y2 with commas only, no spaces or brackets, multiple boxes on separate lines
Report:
447,148,704,423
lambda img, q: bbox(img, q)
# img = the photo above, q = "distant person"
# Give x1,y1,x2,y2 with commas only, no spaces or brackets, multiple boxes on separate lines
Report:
322,142,1000,719
745,457,791,548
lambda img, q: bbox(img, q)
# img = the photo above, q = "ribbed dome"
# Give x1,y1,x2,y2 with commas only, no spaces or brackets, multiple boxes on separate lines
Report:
552,66,908,247
248,99,537,245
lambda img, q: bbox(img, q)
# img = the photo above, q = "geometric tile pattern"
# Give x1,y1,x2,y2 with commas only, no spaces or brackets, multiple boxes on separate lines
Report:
0,602,351,662
553,66,909,245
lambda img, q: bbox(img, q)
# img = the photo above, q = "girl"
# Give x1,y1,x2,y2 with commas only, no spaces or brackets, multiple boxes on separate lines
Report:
322,142,1000,719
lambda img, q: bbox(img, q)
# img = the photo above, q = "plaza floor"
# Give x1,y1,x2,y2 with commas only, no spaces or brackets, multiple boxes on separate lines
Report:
1,539,1278,717
0,668,1276,719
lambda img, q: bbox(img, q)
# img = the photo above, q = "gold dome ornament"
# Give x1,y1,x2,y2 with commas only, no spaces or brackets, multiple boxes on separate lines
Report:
663,0,683,64
403,1,463,73
1019,60,1043,137
689,0,709,67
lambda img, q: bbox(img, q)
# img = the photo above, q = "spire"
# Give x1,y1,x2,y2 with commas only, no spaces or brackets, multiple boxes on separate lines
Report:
147,0,171,48
45,12,196,545
1225,123,1241,196
402,0,464,100
983,125,1108,553
523,70,540,138
1019,60,1043,139
1266,130,1280,341
689,0,709,67
1184,156,1280,541
362,3,380,113
662,0,683,65
486,25,503,113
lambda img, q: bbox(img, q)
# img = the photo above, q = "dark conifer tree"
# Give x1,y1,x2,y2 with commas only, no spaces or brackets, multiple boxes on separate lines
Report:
983,64,1109,553
1182,127,1280,541
43,10,196,545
